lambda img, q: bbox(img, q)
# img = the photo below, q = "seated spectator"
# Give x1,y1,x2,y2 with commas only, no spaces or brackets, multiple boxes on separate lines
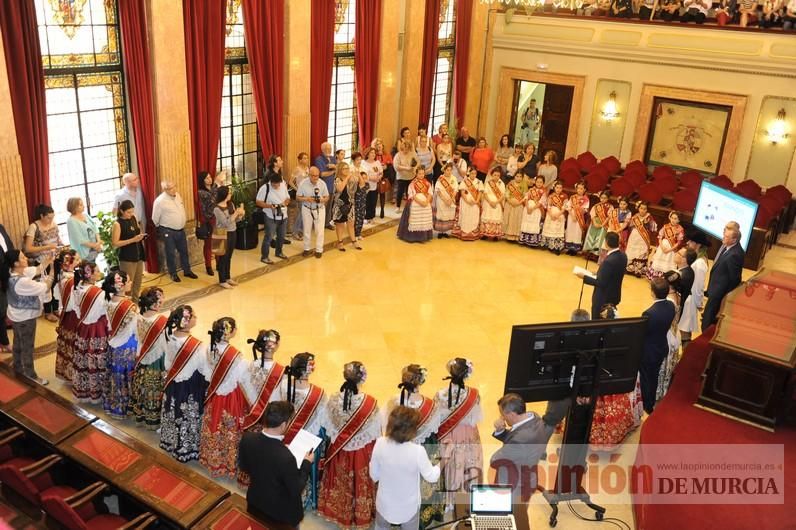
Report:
585,0,612,15
783,0,796,28
759,0,782,26
715,0,739,25
610,0,633,17
681,0,711,22
738,0,760,25
658,0,682,20
636,0,656,19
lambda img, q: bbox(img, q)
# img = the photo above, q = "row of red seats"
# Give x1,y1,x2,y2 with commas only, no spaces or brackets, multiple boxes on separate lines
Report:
0,426,155,530
559,151,792,229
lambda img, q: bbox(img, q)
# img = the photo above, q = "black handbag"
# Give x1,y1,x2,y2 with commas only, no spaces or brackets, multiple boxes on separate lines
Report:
196,221,211,240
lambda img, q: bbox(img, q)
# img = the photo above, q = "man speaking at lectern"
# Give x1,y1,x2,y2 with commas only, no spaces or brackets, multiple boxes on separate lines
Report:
576,231,627,319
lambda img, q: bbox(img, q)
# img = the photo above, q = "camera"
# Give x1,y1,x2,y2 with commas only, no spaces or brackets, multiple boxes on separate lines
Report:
275,205,284,217
314,188,320,203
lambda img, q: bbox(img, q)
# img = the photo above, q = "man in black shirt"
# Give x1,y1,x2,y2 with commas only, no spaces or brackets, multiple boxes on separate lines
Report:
455,126,476,164
238,401,314,528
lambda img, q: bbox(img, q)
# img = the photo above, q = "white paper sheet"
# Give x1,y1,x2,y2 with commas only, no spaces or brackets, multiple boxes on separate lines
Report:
573,265,596,279
287,429,323,468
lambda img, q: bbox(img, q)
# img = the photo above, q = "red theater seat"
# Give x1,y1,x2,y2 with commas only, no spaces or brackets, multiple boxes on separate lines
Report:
610,177,635,198
42,482,156,530
624,160,647,176
757,196,783,218
654,175,679,196
600,156,621,176
0,427,24,464
560,157,579,175
710,174,733,189
734,179,763,201
652,165,675,180
576,151,598,173
623,170,647,189
755,207,775,229
0,454,75,511
672,190,699,213
764,185,792,207
679,170,704,190
638,182,664,205
585,171,609,193
559,167,581,188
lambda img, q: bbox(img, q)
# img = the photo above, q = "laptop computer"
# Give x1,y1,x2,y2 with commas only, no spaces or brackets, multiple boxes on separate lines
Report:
469,484,517,530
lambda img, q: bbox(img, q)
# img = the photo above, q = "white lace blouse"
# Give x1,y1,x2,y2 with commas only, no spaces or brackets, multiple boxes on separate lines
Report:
324,392,382,451
136,313,168,366
273,380,329,435
164,334,210,383
384,393,441,444
204,341,251,398
434,386,482,427
107,299,138,348
74,285,107,325
241,359,283,405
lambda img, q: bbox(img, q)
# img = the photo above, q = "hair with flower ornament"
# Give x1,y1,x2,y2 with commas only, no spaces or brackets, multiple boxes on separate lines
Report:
209,317,237,357
341,361,367,411
53,248,78,287
101,268,128,301
165,305,194,340
247,329,281,367
286,352,316,403
74,262,98,286
138,287,164,313
444,357,473,408
398,364,427,405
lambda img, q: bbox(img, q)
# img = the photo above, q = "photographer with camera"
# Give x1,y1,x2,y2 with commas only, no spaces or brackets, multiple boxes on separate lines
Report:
297,166,329,258
257,173,290,265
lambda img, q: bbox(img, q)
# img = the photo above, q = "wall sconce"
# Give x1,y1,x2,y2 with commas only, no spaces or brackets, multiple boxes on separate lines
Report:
601,91,620,122
765,108,789,145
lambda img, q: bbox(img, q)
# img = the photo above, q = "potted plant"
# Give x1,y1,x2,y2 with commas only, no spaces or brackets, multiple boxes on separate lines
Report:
96,210,119,272
230,173,259,250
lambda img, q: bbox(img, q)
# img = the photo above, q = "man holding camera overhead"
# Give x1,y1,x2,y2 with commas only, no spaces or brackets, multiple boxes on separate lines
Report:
297,166,330,258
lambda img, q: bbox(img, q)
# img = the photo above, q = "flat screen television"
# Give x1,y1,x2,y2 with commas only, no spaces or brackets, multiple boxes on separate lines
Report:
693,181,758,251
503,317,647,403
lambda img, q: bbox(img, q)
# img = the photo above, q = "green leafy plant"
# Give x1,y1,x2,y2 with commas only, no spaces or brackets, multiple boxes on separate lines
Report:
95,211,119,272
230,173,257,227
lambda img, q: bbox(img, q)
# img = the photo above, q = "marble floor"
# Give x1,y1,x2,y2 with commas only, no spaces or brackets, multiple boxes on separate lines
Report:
11,218,796,530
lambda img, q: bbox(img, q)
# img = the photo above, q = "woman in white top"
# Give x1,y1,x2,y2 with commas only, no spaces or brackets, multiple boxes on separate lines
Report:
131,287,168,430
480,167,506,240
1,249,53,384
506,144,523,179
678,233,710,347
291,152,311,240
433,163,458,238
370,406,441,530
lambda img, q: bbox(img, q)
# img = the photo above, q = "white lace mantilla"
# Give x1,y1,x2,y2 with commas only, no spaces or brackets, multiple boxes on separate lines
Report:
74,286,108,325
434,386,482,427
107,299,139,348
324,392,382,451
241,360,283,405
136,314,168,366
164,334,209,383
274,380,328,435
209,344,251,398
385,393,441,444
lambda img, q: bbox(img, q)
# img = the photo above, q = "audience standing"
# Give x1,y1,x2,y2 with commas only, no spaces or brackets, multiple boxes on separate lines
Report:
332,162,363,251
152,181,198,283
297,166,330,258
678,230,709,347
197,170,225,276
112,200,146,302
113,173,147,234
639,278,676,414
0,224,14,353
257,173,290,265
315,142,338,228
455,127,476,164
214,186,245,288
290,152,311,240
471,137,495,182
24,204,62,321
393,140,419,213
66,197,102,262
362,147,383,222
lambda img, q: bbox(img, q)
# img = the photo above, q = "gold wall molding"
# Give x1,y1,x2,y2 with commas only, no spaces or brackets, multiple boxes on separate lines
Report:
155,130,193,219
646,33,763,56
0,154,29,245
494,68,585,160
630,84,747,177
598,29,642,46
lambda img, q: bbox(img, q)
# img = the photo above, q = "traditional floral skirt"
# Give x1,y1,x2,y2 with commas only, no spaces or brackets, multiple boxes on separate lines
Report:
420,434,445,530
318,441,376,529
397,201,434,242
583,225,606,256
55,311,78,383
502,205,523,241
440,425,483,510
159,371,208,463
589,391,638,451
199,387,248,479
131,356,165,430
102,334,137,419
354,188,367,237
544,236,565,251
72,317,109,403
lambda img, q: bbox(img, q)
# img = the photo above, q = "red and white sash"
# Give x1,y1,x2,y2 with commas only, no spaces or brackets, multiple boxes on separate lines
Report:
507,182,523,202
58,278,74,325
136,314,168,368
439,176,457,202
413,178,430,196
662,223,682,249
463,178,479,201
205,344,241,404
108,298,136,339
321,394,378,469
529,188,546,213
241,362,286,430
438,387,479,441
77,285,104,325
283,385,325,444
571,195,589,231
164,335,202,390
549,192,566,211
632,215,653,247
488,180,504,202
595,203,611,227
415,395,435,433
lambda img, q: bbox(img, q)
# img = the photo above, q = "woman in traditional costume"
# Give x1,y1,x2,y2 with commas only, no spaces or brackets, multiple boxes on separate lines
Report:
564,181,590,255
519,175,547,248
542,180,568,255
102,270,138,419
583,191,613,260
199,317,251,478
607,196,632,253
397,166,434,243
130,287,167,430
678,230,710,348
480,168,506,241
647,211,685,280
384,364,443,529
502,170,526,242
657,282,682,403
238,329,286,487
433,163,458,238
625,202,657,278
318,361,381,529
452,167,483,241
160,305,210,462
72,262,108,403
435,358,482,516
54,249,79,383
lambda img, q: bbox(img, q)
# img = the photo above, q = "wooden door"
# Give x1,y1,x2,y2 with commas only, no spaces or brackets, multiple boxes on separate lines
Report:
539,84,574,163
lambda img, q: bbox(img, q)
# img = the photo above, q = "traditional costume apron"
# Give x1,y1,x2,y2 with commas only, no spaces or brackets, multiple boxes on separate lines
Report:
398,178,434,242
72,285,108,403
565,193,590,251
433,174,458,233
103,298,138,419
55,276,77,382
480,179,505,238
519,187,546,247
131,313,168,429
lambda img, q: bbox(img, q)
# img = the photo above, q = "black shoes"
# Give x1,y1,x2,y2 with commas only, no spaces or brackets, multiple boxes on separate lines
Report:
303,250,312,257
276,253,288,260
171,274,181,283
206,266,214,275
184,271,198,279
315,252,322,259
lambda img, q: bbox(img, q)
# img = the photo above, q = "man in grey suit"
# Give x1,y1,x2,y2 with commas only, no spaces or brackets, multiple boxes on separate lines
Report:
490,393,547,530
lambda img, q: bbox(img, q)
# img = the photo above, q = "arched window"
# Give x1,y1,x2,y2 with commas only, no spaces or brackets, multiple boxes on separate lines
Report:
36,0,130,228
328,0,358,155
429,0,456,136
217,0,262,186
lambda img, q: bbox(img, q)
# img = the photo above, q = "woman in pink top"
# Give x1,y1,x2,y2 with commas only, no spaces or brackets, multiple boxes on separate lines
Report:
470,137,494,182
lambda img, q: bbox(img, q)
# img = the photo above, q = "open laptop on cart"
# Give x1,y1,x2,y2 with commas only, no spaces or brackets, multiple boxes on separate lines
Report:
469,484,517,530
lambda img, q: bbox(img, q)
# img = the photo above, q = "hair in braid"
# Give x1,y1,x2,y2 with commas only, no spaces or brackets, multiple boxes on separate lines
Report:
247,329,280,368
138,287,164,313
286,352,315,403
397,364,426,405
443,358,472,409
165,305,193,341
208,317,236,359
100,268,128,301
341,361,366,412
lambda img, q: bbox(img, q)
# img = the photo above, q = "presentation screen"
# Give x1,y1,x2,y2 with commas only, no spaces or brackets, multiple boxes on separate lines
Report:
693,181,757,251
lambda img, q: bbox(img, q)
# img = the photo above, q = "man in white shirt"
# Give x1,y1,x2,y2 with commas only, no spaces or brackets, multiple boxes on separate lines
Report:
450,150,468,183
256,173,290,264
112,173,147,234
151,180,197,282
297,166,329,258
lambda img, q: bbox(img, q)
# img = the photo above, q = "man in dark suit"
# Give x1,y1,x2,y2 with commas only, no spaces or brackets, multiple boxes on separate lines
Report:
701,221,744,332
238,401,313,529
490,393,548,530
664,248,696,320
0,224,15,352
577,231,627,319
639,278,677,414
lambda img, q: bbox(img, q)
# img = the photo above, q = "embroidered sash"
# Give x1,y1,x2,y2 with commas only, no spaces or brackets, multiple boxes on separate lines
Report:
321,394,378,469
438,387,479,441
77,285,104,325
241,362,286,430
608,208,620,232
164,335,201,389
205,344,241,404
415,395,435,432
283,385,325,444
438,176,456,202
58,278,74,325
595,203,611,226
136,314,168,368
507,182,523,202
572,195,588,231
108,298,136,339
632,215,653,247
488,180,504,202
463,178,479,201
529,188,546,213
549,193,566,211
414,178,430,196
662,224,681,248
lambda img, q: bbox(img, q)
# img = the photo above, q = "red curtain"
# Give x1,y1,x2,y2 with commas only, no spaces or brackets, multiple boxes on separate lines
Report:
310,0,336,156
0,1,49,221
119,0,159,272
417,0,441,131
182,0,226,214
453,0,473,130
242,0,284,160
354,0,382,150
